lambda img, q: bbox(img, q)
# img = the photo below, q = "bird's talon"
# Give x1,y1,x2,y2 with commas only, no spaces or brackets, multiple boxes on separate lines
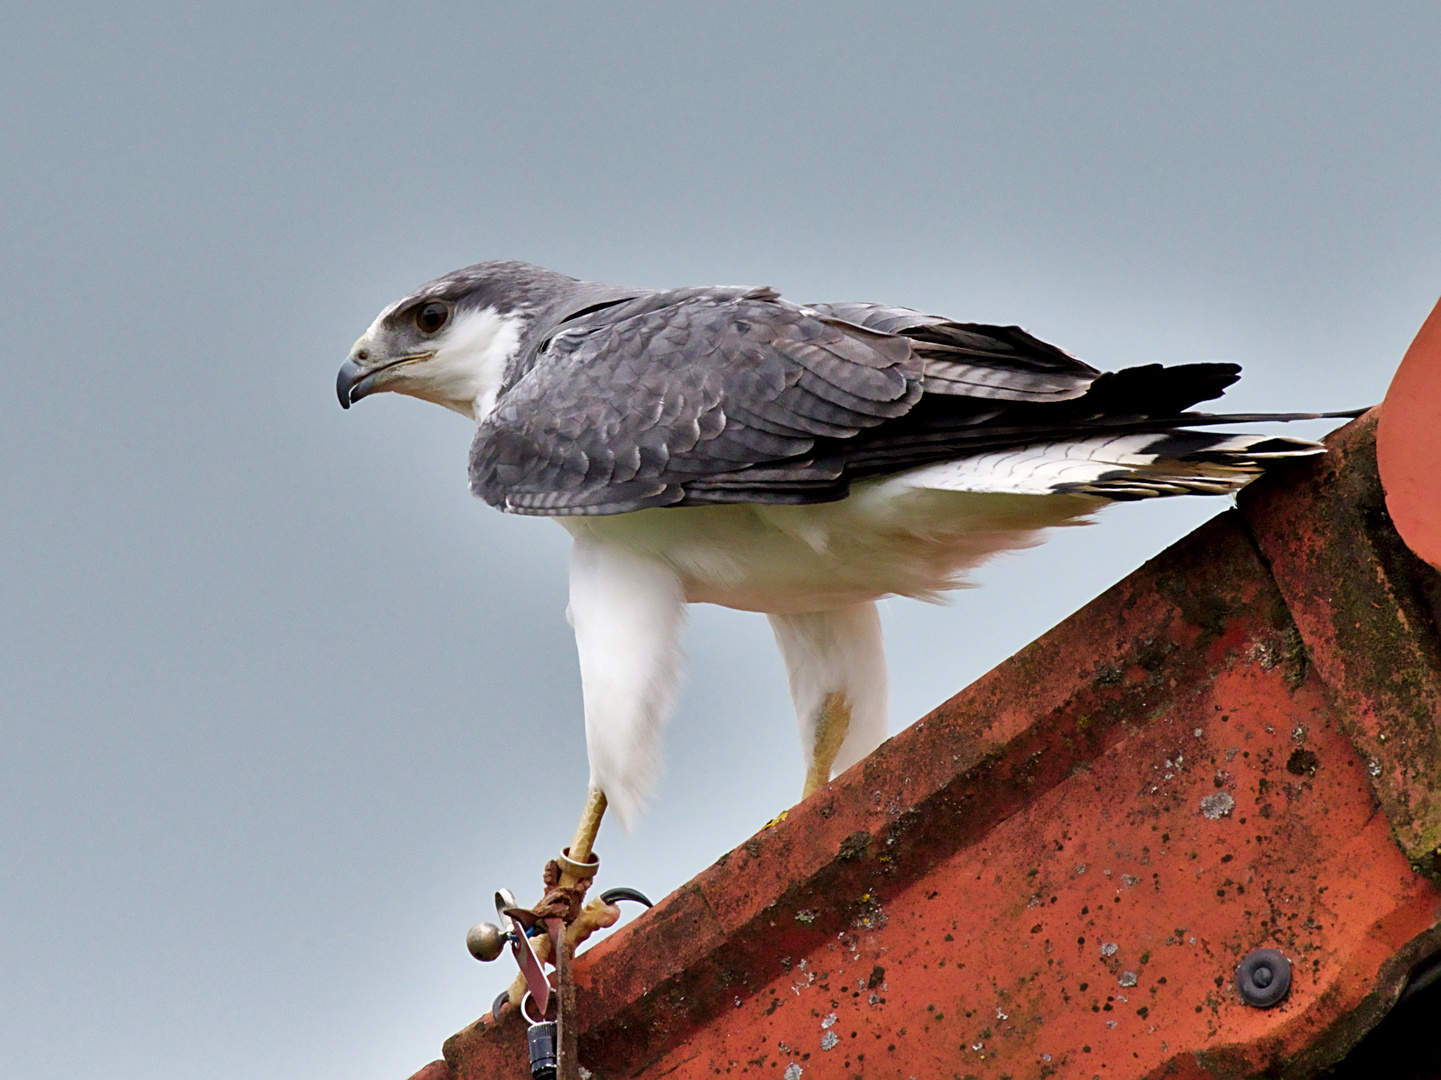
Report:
598,886,654,908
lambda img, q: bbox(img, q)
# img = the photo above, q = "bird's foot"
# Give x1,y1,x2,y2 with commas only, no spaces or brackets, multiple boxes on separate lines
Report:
503,895,622,1008
502,854,596,929
497,784,614,1010
801,691,852,798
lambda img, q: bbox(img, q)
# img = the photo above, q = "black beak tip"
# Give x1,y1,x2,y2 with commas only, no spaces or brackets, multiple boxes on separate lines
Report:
336,358,362,410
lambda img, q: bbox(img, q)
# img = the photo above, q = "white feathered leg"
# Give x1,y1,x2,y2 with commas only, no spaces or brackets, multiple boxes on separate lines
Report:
568,537,688,831
768,602,889,796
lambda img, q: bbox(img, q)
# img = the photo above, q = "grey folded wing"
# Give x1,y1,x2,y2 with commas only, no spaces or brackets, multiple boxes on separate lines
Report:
469,288,1248,515
807,302,1100,400
470,288,935,514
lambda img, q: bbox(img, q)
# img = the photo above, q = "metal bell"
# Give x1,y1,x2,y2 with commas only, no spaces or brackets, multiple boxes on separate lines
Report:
465,921,507,962
526,1020,558,1080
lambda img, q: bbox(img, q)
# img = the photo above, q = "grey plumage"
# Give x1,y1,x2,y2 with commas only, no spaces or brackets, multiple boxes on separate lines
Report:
428,263,1343,515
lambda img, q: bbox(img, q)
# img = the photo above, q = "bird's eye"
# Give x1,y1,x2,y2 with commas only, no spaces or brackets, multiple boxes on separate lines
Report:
416,301,450,334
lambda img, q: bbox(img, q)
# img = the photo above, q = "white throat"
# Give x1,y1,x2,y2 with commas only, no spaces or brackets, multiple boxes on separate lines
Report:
409,306,526,421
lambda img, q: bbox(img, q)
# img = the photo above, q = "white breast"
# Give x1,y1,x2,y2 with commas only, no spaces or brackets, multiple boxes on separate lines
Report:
561,482,1108,614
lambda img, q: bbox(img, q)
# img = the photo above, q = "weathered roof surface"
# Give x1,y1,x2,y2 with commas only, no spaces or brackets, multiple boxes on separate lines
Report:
412,302,1441,1080
1378,296,1441,573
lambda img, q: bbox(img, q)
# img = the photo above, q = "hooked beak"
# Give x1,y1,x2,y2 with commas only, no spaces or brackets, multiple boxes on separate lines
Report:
336,358,365,409
336,352,433,409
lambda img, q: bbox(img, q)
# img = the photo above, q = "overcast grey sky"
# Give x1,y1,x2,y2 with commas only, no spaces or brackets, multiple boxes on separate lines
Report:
2,5,1438,1079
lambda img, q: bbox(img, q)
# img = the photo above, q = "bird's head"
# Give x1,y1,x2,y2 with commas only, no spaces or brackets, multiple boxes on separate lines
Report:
337,261,575,421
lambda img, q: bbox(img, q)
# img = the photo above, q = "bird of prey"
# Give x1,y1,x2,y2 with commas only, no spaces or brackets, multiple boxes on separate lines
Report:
337,260,1331,859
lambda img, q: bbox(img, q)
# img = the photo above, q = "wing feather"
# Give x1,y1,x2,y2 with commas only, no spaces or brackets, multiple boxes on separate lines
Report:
470,288,925,513
471,287,1334,515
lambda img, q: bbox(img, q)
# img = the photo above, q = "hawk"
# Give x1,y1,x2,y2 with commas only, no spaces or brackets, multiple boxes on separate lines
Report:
337,261,1332,858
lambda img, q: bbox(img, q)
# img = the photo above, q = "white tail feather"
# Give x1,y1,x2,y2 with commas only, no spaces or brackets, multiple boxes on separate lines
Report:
888,432,1323,499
